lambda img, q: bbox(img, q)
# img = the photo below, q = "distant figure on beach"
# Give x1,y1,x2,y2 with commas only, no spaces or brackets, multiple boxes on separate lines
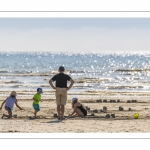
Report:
69,97,87,117
49,66,74,121
0,91,24,119
33,88,43,118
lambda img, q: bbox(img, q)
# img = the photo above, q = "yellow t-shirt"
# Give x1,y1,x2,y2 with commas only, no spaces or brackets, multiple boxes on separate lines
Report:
33,93,41,104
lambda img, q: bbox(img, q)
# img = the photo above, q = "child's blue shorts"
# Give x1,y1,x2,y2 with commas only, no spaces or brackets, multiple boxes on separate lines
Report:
33,103,40,111
5,106,12,112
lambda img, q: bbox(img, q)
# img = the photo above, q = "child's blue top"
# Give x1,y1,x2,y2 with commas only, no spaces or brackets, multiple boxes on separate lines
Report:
5,96,16,109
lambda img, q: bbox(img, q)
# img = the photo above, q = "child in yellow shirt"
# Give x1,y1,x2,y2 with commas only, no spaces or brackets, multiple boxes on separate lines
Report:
33,88,43,118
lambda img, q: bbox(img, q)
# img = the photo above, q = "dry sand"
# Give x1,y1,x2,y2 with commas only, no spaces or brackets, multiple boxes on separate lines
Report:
1,93,150,133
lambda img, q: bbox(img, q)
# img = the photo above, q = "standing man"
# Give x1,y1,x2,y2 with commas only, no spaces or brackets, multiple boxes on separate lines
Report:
49,66,74,121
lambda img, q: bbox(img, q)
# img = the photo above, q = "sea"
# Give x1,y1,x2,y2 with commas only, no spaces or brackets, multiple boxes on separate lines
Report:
0,51,150,95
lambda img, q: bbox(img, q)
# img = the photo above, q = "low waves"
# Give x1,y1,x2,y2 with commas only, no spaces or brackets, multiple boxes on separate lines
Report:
115,68,150,72
1,52,150,92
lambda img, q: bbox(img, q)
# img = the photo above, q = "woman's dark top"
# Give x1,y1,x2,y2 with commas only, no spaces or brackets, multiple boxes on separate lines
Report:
77,104,87,116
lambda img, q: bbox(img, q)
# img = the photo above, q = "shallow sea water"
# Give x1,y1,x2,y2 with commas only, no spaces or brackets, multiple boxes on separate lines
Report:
1,52,150,93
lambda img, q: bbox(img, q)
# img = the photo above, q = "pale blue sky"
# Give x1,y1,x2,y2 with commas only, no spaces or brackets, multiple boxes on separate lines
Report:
0,18,150,53
0,18,150,29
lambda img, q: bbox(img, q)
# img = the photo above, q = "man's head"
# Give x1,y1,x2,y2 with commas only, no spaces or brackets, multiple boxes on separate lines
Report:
58,66,65,73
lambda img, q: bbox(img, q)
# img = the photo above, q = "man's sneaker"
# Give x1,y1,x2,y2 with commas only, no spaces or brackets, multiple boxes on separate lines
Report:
58,117,62,121
61,117,67,120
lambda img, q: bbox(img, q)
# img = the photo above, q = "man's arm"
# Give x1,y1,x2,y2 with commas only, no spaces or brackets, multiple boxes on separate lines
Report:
67,79,74,90
49,79,56,90
0,100,6,110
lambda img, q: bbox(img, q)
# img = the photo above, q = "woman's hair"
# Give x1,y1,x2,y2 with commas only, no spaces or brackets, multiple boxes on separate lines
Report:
72,99,79,108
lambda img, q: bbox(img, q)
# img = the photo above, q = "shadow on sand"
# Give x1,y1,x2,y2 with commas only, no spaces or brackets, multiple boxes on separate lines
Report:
40,120,65,124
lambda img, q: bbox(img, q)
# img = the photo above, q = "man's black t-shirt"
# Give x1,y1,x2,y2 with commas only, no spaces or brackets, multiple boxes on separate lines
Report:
51,73,71,88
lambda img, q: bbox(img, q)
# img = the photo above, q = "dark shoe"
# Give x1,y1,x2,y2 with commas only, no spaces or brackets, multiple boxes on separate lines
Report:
58,117,62,121
61,117,67,120
1,114,4,119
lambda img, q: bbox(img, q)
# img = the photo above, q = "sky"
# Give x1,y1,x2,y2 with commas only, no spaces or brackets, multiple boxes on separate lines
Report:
0,18,150,53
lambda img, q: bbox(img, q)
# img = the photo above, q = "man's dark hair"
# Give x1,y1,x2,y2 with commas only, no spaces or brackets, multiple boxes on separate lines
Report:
59,66,65,71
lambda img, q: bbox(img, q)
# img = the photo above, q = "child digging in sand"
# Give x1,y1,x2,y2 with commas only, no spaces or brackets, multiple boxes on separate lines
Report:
33,88,43,118
69,98,87,117
0,91,24,119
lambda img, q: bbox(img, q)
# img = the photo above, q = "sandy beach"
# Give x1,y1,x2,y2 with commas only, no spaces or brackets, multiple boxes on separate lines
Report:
1,91,150,133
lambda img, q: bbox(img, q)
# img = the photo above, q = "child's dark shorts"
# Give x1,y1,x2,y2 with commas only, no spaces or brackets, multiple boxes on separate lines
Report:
5,106,12,112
